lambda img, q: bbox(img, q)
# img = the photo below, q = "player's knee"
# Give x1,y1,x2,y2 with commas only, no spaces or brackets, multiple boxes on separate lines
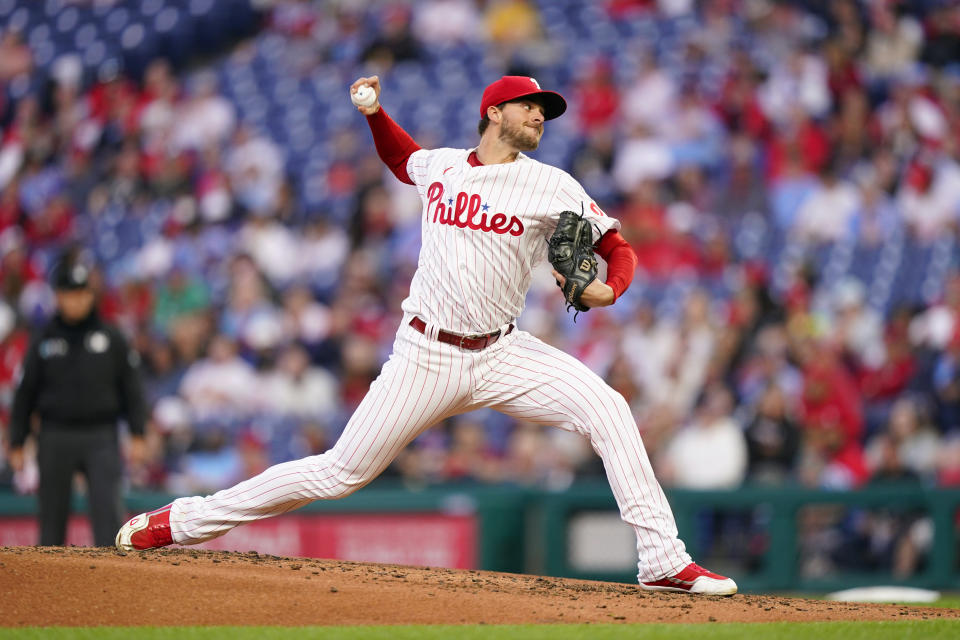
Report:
600,385,632,417
595,388,636,433
325,461,376,498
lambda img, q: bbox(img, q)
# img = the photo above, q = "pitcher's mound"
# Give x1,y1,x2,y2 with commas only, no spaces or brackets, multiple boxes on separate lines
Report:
0,547,955,626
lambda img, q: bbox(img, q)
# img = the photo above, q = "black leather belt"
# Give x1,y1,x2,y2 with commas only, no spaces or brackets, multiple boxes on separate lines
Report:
409,317,513,351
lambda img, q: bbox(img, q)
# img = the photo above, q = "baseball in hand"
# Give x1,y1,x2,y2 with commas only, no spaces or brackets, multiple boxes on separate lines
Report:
351,85,377,108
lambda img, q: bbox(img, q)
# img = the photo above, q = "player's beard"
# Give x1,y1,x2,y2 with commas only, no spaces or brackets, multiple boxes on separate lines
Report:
499,118,541,151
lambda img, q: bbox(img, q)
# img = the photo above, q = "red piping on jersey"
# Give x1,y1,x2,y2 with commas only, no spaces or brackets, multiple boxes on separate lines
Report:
365,108,421,185
595,230,637,302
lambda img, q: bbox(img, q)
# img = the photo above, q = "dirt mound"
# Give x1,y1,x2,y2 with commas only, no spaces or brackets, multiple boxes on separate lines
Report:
0,547,955,626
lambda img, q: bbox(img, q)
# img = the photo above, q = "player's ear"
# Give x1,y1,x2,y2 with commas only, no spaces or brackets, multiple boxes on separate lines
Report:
487,105,502,124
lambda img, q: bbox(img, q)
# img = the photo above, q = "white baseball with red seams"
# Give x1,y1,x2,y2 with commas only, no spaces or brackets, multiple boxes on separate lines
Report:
351,84,376,108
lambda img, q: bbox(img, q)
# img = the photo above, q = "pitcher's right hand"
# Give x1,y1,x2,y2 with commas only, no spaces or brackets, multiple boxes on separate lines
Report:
350,75,381,115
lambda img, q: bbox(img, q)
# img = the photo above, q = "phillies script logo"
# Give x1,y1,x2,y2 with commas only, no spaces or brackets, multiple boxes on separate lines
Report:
426,182,524,237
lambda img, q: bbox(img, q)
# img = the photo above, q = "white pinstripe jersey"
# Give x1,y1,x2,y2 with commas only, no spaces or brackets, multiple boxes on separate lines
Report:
403,147,620,334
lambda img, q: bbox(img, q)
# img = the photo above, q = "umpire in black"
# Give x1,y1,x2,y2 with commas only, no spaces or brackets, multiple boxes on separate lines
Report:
8,253,147,546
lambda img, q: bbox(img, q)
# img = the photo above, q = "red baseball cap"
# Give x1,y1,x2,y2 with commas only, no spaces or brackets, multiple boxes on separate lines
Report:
480,76,567,121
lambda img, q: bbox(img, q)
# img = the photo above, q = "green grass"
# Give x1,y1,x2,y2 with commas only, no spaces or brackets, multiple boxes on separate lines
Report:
910,596,960,609
2,622,960,640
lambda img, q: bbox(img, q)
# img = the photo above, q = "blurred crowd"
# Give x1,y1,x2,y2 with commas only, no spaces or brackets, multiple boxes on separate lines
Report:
1,0,960,552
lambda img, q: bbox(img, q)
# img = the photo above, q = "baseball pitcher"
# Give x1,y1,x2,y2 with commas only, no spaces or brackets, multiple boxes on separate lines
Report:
116,75,736,595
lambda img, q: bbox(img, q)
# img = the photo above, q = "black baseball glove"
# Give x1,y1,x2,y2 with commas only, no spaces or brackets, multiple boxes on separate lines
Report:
548,209,598,314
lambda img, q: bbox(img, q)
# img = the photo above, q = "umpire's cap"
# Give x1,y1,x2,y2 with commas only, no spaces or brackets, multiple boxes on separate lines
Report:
480,76,567,120
50,256,91,290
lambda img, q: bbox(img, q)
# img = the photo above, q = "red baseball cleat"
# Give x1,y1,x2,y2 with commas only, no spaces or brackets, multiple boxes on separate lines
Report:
115,504,174,551
641,562,738,595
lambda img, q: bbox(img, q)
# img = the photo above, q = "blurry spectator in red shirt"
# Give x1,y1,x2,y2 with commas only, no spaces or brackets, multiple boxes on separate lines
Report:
24,194,74,247
85,263,123,326
617,179,700,278
796,338,868,488
824,38,863,104
858,324,916,406
0,183,22,234
90,68,140,149
605,0,655,19
714,50,770,142
765,107,831,181
570,57,620,136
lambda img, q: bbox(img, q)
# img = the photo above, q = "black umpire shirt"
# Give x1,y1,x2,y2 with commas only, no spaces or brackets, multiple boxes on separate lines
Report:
10,311,146,446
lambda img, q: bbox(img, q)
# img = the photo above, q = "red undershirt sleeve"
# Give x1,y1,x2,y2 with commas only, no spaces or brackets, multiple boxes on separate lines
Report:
365,107,422,185
594,229,638,302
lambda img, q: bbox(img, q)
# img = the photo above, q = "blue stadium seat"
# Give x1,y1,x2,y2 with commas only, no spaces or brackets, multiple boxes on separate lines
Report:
95,230,121,262
139,0,166,19
55,5,79,34
4,6,30,33
73,21,98,51
28,22,50,48
104,6,131,36
271,76,301,103
852,245,885,282
81,38,108,69
31,33,56,68
733,214,768,261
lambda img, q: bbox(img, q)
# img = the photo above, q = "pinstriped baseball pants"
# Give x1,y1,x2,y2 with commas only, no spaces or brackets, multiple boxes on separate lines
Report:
170,320,692,582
